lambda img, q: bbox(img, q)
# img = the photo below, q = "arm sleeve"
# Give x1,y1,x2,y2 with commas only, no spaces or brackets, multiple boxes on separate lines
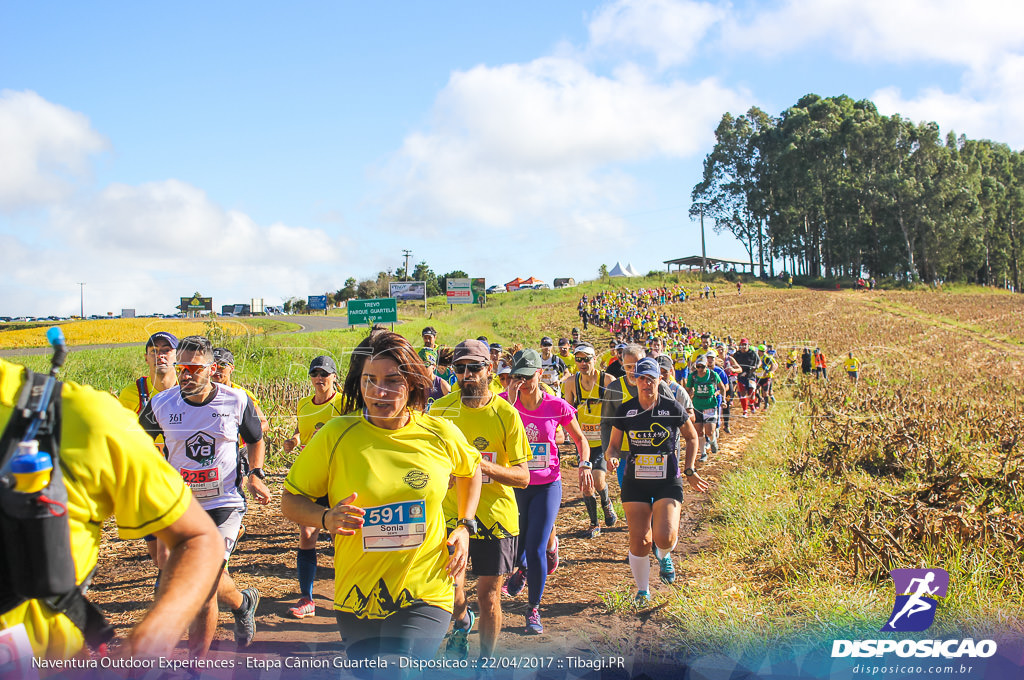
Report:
138,401,163,441
238,398,263,444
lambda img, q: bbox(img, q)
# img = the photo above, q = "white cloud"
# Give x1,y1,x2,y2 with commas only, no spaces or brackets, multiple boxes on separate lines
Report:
873,53,1024,147
380,57,749,233
0,179,352,316
720,0,1024,69
0,90,108,211
588,0,727,69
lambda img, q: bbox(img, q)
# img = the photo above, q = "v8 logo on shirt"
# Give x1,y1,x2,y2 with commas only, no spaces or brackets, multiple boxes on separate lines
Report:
185,431,216,466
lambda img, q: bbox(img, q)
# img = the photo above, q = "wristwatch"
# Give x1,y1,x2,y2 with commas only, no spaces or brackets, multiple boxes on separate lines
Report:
248,468,266,480
578,460,593,469
683,467,695,477
456,518,478,535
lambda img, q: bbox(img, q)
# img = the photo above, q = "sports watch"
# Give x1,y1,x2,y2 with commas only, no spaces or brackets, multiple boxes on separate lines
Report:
456,518,478,535
248,468,266,480
683,468,695,477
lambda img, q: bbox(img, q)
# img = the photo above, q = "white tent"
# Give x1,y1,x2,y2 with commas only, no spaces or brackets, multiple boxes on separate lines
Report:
624,263,643,277
608,262,629,277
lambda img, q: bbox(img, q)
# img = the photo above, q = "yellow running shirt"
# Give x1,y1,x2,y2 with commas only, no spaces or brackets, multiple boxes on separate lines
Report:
432,392,531,538
296,391,345,444
117,376,170,414
0,360,192,658
283,410,480,618
844,357,861,373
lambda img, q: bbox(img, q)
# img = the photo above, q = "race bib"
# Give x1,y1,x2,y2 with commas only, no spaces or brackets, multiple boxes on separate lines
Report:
634,453,668,479
181,466,222,500
362,500,427,552
528,442,551,470
702,408,717,419
481,452,494,484
580,421,600,437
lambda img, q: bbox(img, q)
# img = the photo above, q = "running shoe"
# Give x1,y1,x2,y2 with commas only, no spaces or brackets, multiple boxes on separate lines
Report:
603,503,618,528
526,608,543,634
588,525,601,539
445,609,475,661
724,425,732,434
699,452,708,463
634,590,651,607
233,587,260,647
658,554,676,584
546,536,559,575
503,568,526,598
742,411,749,418
710,439,719,454
288,597,315,619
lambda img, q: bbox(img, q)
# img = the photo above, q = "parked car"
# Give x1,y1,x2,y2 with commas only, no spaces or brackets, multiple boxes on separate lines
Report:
486,285,505,294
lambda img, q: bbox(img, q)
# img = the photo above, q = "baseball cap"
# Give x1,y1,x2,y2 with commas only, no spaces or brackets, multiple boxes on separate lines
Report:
421,326,437,336
540,336,554,347
615,343,627,350
490,343,502,351
634,357,660,379
706,351,717,359
453,339,490,364
511,349,543,376
739,338,750,345
694,356,708,367
572,327,579,333
309,355,337,375
212,348,234,365
573,344,595,356
146,331,179,350
557,338,569,346
656,355,673,372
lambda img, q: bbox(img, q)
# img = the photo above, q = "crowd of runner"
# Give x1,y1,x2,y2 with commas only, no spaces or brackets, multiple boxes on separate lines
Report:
2,285,863,677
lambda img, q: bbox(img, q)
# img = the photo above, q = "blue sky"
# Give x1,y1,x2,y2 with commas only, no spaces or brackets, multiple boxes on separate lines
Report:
2,0,1023,315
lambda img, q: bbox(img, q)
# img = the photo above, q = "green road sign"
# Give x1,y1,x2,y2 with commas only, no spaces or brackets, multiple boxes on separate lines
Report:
347,297,398,325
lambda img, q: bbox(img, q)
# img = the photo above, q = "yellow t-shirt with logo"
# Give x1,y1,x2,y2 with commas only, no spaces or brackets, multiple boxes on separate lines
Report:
296,391,345,444
283,410,480,618
0,360,192,658
844,357,861,373
432,392,531,538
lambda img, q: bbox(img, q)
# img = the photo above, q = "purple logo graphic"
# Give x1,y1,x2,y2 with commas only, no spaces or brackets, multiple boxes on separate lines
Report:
881,568,949,632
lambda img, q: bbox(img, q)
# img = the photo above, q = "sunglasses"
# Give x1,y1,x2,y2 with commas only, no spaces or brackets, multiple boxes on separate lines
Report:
174,362,213,375
309,369,332,378
453,362,488,374
574,356,593,363
510,374,531,382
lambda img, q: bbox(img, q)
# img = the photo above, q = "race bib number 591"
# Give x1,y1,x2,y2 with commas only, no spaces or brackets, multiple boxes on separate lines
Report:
362,500,427,552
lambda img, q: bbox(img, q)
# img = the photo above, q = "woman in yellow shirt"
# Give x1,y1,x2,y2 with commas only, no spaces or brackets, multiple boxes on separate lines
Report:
281,331,481,666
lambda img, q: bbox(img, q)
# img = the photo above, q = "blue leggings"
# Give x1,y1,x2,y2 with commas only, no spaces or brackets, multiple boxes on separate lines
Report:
513,479,562,607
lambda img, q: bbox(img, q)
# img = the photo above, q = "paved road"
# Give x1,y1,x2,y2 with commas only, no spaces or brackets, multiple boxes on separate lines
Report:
0,315,356,357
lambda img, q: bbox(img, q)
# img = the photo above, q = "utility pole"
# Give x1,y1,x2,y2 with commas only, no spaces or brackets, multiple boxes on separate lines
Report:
402,250,412,281
78,282,85,318
699,206,707,281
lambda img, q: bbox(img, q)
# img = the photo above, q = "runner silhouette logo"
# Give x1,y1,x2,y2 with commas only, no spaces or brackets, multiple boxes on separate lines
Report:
881,568,949,632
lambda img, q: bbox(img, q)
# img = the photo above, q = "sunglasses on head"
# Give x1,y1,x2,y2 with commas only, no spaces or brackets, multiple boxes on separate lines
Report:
453,362,488,374
174,362,212,375
309,369,332,378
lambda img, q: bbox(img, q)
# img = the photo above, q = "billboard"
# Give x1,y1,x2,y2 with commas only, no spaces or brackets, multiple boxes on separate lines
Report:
121,308,135,319
389,281,427,301
308,295,328,310
446,278,486,304
179,295,213,312
251,298,264,314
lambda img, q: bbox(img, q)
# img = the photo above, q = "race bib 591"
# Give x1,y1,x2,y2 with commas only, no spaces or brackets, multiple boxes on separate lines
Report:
362,500,427,552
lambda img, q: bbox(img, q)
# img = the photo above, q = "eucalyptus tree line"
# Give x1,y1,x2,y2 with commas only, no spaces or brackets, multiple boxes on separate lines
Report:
692,94,1023,291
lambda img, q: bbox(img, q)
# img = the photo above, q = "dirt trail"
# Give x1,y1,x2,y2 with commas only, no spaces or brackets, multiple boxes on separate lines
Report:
89,408,768,664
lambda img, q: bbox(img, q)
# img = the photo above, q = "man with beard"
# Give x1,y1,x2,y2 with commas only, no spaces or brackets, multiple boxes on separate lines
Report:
139,336,271,656
431,340,531,661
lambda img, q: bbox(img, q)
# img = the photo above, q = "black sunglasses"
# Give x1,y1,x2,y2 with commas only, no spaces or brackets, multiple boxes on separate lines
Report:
309,369,332,378
453,362,488,374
